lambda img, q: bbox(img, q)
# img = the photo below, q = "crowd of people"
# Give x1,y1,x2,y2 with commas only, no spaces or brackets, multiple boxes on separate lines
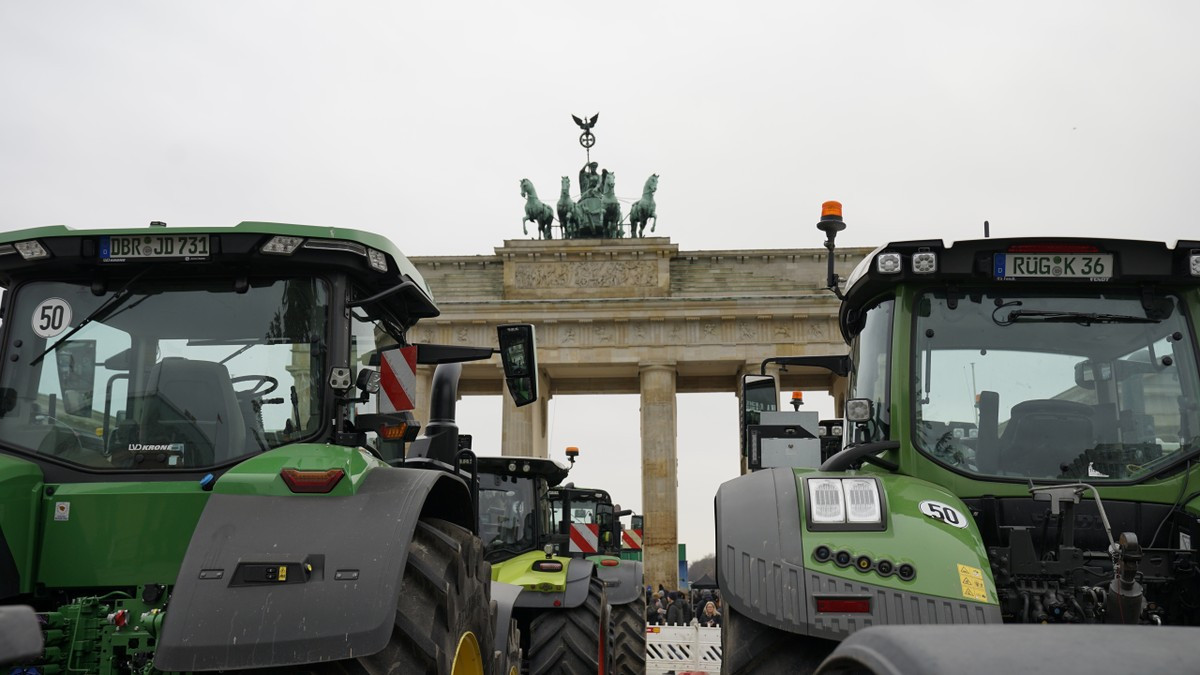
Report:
644,586,723,628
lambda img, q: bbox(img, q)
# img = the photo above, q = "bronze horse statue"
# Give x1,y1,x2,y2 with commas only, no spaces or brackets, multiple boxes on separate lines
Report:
630,173,659,238
520,178,554,239
557,176,581,239
601,171,623,238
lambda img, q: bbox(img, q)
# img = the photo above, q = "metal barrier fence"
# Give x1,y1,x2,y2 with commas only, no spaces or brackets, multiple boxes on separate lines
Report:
645,623,722,674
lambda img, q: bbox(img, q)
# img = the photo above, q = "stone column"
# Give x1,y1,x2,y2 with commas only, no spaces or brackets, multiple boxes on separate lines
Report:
501,367,550,457
640,362,678,591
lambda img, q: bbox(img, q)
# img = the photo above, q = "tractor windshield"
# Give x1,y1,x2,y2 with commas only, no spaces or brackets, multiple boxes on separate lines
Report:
0,277,328,470
912,289,1200,481
479,473,539,558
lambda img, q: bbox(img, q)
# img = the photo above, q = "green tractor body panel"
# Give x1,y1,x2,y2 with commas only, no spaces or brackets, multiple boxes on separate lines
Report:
794,469,996,606
214,443,383,497
491,550,572,591
36,480,209,589
0,454,43,596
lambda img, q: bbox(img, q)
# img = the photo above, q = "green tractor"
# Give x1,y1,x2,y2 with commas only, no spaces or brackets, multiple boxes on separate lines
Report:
476,451,646,675
0,221,540,674
717,203,1200,673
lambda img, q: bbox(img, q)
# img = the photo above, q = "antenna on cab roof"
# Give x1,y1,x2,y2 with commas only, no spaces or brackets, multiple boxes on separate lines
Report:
984,220,990,238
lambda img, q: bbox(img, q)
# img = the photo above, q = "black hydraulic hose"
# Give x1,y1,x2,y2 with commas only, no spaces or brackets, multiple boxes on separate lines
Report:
1021,592,1030,623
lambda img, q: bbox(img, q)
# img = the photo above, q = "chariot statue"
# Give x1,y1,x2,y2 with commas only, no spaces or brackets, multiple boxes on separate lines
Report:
517,113,659,241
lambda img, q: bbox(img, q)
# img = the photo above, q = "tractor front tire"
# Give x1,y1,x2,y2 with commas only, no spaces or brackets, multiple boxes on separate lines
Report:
527,575,608,675
608,595,646,675
720,605,832,675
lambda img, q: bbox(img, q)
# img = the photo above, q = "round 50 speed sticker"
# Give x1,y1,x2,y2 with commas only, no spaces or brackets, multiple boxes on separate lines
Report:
919,500,969,528
32,298,73,339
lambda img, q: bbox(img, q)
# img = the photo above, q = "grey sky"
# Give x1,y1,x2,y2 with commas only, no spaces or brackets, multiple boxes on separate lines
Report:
3,1,1199,562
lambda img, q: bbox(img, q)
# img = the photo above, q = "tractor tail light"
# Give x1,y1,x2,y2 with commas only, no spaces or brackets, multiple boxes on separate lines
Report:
816,597,871,613
280,468,345,493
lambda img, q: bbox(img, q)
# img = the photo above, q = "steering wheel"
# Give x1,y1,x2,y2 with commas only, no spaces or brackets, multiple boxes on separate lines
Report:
819,441,901,472
231,374,279,398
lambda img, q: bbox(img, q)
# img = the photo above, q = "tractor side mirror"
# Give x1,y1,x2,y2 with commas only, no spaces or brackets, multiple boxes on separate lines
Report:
741,374,778,457
498,324,538,407
55,340,96,417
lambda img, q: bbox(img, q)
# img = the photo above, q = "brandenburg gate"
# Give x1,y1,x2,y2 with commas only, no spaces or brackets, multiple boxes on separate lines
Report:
409,237,868,590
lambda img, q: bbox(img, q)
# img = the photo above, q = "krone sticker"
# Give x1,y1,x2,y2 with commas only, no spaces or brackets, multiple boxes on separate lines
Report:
32,298,72,339
54,502,70,522
957,563,989,602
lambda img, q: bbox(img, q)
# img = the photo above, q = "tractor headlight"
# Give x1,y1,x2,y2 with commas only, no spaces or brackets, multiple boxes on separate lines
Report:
875,252,902,274
806,477,886,529
912,251,938,274
808,479,846,524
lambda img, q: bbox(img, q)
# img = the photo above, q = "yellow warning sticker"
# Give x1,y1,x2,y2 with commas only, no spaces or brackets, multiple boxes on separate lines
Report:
957,563,988,602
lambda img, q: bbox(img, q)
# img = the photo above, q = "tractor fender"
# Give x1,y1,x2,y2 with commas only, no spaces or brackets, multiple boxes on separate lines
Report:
716,467,811,634
155,466,471,672
593,558,644,606
717,468,1002,642
490,581,522,656
514,558,597,609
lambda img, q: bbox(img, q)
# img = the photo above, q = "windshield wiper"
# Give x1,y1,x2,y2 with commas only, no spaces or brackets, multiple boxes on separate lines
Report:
29,268,153,367
998,309,1160,327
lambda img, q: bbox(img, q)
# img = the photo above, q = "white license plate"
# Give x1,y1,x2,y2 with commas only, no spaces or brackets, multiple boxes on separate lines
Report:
101,234,210,261
993,253,1112,280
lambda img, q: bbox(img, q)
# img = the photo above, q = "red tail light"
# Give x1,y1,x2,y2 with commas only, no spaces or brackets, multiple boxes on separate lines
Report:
600,558,620,567
280,468,345,493
815,597,871,613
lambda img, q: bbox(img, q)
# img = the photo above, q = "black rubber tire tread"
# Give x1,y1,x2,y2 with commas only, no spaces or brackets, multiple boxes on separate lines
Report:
355,517,493,675
527,575,608,675
720,605,832,675
608,595,646,675
499,619,520,675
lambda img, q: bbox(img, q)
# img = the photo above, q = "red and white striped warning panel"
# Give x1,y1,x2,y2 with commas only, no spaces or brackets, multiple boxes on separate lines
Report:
622,529,643,550
379,346,418,413
568,523,600,554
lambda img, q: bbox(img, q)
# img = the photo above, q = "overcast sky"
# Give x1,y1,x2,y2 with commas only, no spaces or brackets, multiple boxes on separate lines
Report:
3,1,1199,564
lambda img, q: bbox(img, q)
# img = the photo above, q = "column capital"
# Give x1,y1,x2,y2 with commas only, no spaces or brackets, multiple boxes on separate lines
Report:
638,362,677,374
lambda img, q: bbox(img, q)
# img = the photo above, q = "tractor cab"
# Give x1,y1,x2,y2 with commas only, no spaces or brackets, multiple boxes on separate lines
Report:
476,456,570,561
548,485,625,557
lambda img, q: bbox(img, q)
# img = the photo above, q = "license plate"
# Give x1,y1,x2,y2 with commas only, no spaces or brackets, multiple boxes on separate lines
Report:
993,253,1112,280
101,234,210,261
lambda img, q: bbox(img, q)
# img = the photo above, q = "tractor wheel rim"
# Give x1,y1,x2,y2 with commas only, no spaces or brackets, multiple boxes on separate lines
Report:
450,631,483,675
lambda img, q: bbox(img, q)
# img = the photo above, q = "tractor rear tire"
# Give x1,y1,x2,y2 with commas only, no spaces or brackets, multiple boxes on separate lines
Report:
495,619,520,675
720,605,832,675
527,575,608,675
357,517,493,674
608,595,646,675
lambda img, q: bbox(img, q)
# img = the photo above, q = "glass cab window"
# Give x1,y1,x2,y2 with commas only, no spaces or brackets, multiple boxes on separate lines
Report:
0,278,328,470
479,473,539,559
847,299,894,443
912,289,1200,481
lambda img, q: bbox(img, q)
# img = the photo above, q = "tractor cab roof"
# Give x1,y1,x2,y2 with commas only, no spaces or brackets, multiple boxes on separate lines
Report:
838,236,1200,342
0,221,439,329
477,456,572,487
